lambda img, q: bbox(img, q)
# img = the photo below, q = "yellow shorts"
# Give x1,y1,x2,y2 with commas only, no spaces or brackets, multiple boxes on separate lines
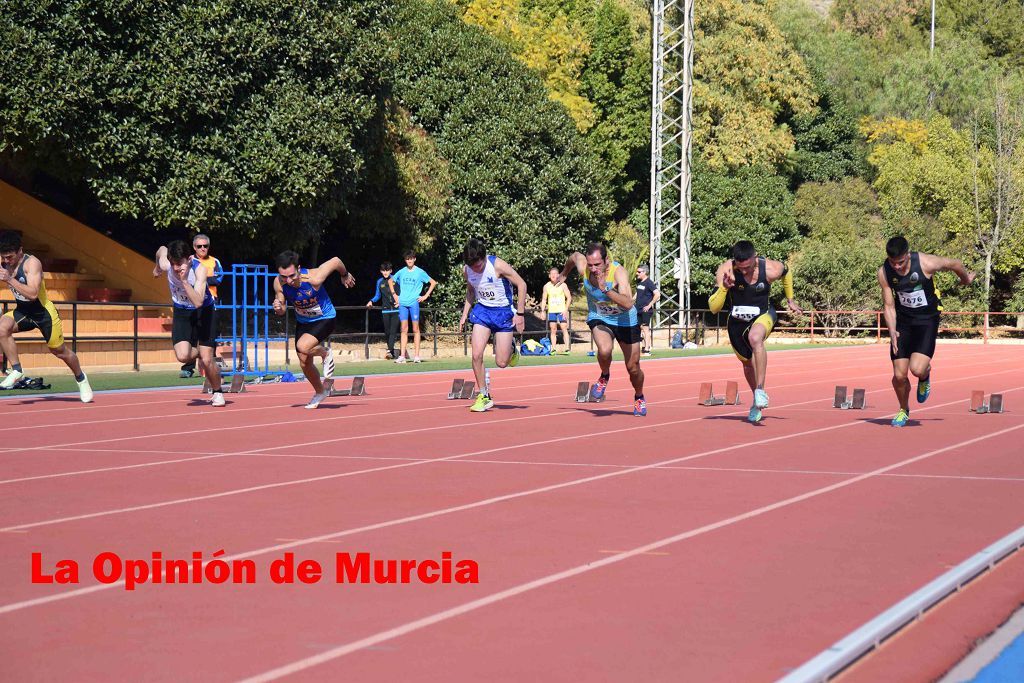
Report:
4,301,65,349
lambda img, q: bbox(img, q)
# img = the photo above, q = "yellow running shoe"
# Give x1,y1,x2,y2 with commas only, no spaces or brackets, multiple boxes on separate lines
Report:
470,393,494,412
508,344,520,367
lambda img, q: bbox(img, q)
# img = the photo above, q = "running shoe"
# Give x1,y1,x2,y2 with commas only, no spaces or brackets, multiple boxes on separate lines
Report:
211,391,226,407
179,369,194,378
633,397,647,417
413,356,422,363
754,388,769,409
0,369,24,389
470,393,494,412
395,356,406,364
747,405,763,423
322,352,335,379
917,374,930,404
508,345,520,367
305,390,330,410
891,408,909,427
590,376,609,401
77,374,94,403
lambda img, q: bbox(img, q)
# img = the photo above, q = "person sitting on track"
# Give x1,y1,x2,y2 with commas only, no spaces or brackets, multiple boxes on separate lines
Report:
878,235,974,427
457,238,527,413
273,250,355,410
154,240,225,407
708,240,802,424
559,241,647,417
0,230,93,402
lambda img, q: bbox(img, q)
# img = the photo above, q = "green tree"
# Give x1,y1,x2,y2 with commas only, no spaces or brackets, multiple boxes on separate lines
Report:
0,0,393,251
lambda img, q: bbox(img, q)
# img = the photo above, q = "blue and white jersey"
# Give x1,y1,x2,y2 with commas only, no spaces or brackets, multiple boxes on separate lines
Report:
281,268,337,323
168,258,214,310
465,255,513,310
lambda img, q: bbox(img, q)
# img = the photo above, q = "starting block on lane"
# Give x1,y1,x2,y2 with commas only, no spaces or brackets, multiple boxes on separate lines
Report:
203,374,246,394
447,379,477,400
325,377,366,397
970,390,1004,414
697,381,740,406
574,381,605,403
832,386,866,410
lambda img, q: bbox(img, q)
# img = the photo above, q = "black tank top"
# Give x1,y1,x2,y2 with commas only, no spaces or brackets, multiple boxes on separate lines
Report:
882,252,941,321
728,257,772,321
9,254,45,314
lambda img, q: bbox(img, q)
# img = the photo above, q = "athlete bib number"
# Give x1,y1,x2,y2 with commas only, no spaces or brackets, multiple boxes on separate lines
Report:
897,289,928,308
478,289,497,302
295,299,324,318
730,305,761,321
596,301,622,317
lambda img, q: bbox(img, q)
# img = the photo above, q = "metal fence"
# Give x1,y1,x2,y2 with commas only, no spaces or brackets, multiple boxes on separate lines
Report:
3,300,1022,372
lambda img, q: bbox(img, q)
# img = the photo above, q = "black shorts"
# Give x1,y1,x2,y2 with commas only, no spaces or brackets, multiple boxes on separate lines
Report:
5,303,65,349
891,316,940,360
726,308,777,361
588,319,642,345
172,305,217,348
295,317,335,348
637,310,653,326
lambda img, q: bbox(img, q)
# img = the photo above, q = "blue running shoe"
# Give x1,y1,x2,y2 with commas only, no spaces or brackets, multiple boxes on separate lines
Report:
633,397,647,417
747,405,763,423
590,377,608,401
754,388,769,409
891,408,909,427
917,375,930,404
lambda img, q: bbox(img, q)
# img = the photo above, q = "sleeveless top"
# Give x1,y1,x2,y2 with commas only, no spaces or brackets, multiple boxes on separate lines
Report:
168,258,215,310
728,257,772,321
280,268,336,323
584,262,638,327
882,252,941,321
465,255,513,309
8,254,51,314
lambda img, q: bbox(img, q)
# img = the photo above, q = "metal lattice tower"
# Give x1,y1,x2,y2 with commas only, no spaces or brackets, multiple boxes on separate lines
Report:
648,0,693,325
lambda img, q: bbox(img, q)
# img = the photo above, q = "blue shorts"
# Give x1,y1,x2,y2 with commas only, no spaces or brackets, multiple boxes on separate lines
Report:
469,303,515,333
547,313,566,323
399,302,421,322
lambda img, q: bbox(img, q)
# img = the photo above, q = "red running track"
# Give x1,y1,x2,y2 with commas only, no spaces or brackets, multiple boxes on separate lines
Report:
0,344,1022,682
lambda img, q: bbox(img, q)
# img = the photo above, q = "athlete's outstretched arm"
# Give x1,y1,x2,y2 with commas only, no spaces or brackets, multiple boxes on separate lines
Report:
1,255,42,300
919,253,975,286
766,259,803,314
878,265,899,355
708,259,734,314
153,246,171,276
458,274,475,331
272,277,287,316
307,257,355,289
495,257,528,332
559,252,587,283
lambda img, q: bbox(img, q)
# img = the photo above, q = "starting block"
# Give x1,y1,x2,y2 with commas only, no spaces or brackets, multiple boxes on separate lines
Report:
574,381,605,403
447,379,477,400
203,373,246,394
325,377,366,397
697,381,740,406
970,390,1004,414
832,386,866,410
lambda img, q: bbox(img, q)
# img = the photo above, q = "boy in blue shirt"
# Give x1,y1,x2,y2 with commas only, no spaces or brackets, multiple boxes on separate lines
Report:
391,250,437,362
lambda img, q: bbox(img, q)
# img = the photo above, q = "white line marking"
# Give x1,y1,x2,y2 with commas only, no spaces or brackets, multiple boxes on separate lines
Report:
236,422,1024,682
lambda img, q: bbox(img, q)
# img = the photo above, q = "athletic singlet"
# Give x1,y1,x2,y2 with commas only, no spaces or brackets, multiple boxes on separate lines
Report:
168,258,214,310
584,262,638,327
8,254,49,315
280,268,336,323
883,252,941,321
543,281,568,314
727,257,773,322
465,255,513,309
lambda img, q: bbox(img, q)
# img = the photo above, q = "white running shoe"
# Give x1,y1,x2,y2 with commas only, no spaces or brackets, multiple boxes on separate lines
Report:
754,388,769,409
211,392,226,407
395,356,406,364
322,352,335,379
77,374,94,403
0,369,24,389
413,356,422,363
305,391,330,410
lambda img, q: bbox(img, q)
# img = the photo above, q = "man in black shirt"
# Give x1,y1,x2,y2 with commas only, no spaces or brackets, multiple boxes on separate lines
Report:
878,236,974,427
366,261,400,360
634,266,660,356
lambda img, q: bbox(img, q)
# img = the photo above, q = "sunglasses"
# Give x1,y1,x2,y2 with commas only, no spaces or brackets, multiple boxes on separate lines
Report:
195,244,210,249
